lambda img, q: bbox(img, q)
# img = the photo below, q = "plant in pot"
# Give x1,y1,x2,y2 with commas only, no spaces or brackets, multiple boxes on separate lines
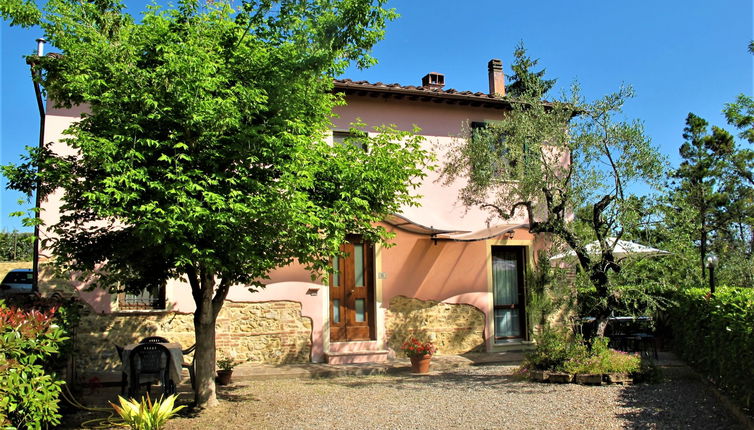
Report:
216,358,237,386
401,337,437,374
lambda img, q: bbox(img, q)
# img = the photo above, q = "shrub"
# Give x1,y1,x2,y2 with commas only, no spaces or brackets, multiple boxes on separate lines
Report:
564,337,641,374
670,287,754,410
111,394,185,430
0,302,68,429
523,329,641,376
524,327,588,372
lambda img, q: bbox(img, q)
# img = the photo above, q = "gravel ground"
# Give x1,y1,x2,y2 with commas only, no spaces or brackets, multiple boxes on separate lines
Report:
163,365,744,430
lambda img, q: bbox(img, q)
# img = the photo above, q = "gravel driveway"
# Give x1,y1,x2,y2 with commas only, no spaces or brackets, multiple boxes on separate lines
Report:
166,364,745,430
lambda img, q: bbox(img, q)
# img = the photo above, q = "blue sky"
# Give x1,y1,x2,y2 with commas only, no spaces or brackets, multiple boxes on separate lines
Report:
1,0,752,231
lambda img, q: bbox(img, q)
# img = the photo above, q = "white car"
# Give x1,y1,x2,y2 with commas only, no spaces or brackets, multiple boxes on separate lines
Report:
0,269,34,296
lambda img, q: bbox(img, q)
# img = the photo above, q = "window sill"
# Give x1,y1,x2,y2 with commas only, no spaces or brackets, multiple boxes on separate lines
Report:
112,309,171,316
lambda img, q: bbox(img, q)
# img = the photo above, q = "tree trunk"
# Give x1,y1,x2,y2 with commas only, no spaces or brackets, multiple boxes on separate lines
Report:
595,316,609,338
701,224,707,279
193,304,219,408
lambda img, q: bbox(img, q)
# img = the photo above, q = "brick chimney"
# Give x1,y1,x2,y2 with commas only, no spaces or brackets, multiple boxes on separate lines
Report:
488,59,505,97
421,72,445,89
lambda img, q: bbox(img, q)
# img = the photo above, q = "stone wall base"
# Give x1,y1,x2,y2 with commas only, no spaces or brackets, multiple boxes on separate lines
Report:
385,296,485,356
74,301,312,377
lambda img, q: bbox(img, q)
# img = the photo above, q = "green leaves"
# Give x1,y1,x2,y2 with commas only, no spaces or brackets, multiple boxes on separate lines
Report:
0,304,67,428
506,41,557,99
110,394,185,430
0,0,41,27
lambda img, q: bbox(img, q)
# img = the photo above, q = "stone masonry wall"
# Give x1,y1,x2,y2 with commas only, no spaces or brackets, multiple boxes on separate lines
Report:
385,296,485,356
74,301,312,377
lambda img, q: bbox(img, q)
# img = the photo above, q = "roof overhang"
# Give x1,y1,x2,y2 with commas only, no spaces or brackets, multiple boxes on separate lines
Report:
334,80,514,109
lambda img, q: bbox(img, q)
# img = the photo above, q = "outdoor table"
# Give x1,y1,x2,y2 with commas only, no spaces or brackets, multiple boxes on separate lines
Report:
121,342,183,393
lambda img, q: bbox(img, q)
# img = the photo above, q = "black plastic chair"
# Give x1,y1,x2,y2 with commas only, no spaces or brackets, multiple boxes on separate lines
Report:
128,343,173,397
115,344,127,395
139,336,169,344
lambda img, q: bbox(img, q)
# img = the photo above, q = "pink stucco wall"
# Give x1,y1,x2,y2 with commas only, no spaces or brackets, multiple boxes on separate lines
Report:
332,97,504,137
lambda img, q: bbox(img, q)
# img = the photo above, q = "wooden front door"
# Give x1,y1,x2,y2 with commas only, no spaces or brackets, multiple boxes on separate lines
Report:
330,238,375,342
492,246,527,341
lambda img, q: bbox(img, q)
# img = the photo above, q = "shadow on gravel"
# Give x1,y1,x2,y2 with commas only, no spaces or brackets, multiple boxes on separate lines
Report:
615,367,744,430
216,384,262,404
310,367,560,396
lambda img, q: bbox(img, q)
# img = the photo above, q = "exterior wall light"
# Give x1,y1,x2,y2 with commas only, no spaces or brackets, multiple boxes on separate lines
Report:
705,253,719,296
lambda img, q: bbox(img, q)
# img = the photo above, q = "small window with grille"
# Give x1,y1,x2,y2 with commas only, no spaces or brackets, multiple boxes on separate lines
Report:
332,130,367,151
118,285,166,310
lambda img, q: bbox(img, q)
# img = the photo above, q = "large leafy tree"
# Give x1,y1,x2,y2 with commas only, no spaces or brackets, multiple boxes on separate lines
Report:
1,0,432,408
442,85,664,336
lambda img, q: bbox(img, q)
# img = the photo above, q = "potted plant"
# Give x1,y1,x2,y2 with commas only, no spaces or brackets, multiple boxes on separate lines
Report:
401,337,437,374
216,358,236,385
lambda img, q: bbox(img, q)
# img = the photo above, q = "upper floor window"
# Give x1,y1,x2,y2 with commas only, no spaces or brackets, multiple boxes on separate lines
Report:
471,121,532,180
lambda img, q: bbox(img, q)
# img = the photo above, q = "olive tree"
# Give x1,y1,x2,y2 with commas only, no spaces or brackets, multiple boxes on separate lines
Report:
442,85,664,336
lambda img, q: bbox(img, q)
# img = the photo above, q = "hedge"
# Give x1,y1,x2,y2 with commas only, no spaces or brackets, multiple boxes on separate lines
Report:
669,287,754,411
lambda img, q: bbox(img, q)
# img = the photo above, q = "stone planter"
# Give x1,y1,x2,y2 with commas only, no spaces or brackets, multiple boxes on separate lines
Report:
606,373,633,385
574,374,603,385
409,354,432,374
216,369,233,385
547,372,573,384
531,370,550,382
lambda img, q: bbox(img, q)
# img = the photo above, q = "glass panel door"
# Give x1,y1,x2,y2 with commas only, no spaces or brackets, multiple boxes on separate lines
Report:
492,247,525,341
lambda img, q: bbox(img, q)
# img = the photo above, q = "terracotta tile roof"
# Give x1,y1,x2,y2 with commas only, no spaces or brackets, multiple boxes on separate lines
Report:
333,79,513,109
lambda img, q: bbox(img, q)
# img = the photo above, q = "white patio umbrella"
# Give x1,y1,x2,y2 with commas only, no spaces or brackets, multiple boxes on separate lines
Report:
549,237,670,262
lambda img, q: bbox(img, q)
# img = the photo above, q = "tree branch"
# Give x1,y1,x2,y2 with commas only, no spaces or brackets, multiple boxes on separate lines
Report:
212,277,232,318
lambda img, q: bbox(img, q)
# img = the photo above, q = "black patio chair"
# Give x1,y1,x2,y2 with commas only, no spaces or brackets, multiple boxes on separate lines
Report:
139,336,169,344
115,344,127,395
128,343,174,397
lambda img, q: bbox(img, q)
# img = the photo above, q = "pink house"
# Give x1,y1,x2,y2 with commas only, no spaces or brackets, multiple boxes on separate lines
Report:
39,59,545,373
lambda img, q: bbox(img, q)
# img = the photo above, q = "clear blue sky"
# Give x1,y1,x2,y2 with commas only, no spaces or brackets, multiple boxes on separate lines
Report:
1,0,752,231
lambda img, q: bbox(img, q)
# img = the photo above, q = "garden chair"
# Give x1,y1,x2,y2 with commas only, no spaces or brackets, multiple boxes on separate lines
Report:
114,344,128,395
128,343,174,397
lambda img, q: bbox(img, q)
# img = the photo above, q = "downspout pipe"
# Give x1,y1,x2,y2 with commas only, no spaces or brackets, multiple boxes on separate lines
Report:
28,38,46,293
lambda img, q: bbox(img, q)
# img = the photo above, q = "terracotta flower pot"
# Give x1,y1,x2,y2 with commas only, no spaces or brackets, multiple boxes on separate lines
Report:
216,369,233,385
409,354,432,374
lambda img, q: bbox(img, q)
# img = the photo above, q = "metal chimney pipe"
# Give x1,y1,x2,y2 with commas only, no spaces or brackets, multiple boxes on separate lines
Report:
36,38,46,56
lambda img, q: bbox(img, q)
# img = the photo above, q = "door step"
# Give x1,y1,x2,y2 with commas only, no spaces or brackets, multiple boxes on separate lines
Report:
325,350,389,365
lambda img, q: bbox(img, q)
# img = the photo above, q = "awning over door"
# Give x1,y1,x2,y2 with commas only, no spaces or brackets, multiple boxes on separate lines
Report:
384,213,528,243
